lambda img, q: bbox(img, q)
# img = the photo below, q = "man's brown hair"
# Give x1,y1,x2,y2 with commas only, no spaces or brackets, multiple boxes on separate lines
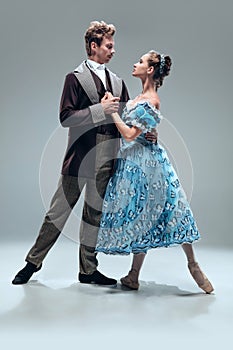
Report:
84,21,116,56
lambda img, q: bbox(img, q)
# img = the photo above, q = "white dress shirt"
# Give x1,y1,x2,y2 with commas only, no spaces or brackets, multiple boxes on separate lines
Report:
86,59,106,88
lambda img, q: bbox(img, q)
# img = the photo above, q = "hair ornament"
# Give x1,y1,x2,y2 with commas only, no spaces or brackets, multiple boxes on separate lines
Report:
159,54,165,75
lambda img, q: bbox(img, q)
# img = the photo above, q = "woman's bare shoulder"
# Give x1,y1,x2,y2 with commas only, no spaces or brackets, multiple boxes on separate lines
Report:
148,96,160,109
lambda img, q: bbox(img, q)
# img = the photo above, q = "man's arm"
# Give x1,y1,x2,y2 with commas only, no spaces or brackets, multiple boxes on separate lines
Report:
59,73,120,128
59,73,102,127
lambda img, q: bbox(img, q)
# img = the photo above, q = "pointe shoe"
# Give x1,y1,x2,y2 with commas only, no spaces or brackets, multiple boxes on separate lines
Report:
120,276,139,290
120,272,139,290
188,262,214,294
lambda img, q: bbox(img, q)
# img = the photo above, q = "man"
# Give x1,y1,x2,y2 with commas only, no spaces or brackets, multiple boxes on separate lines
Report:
12,21,129,285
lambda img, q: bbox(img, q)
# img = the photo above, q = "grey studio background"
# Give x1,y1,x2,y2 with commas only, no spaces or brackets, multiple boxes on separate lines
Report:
1,0,232,246
1,1,233,350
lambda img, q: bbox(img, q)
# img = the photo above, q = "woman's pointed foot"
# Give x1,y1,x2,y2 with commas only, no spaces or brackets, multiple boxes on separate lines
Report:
120,275,139,290
120,269,139,290
188,262,214,294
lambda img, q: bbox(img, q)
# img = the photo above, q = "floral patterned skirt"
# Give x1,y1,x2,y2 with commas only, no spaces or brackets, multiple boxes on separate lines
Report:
95,141,200,255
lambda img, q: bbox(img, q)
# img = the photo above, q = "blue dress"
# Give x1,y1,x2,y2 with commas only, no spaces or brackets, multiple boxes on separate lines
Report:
95,100,200,255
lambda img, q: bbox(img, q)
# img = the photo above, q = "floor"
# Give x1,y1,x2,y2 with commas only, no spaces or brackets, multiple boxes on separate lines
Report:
1,237,232,350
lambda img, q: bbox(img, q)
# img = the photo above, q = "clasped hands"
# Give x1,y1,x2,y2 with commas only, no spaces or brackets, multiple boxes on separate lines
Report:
101,91,158,143
101,91,120,114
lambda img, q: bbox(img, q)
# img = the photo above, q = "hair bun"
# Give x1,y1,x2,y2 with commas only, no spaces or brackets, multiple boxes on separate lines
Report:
147,51,172,88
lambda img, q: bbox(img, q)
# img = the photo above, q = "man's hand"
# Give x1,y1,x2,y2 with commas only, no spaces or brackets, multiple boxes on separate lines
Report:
101,92,120,114
145,128,158,143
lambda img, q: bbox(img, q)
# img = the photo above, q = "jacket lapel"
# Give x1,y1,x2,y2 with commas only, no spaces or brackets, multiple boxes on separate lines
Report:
107,69,122,97
73,61,99,104
74,61,122,102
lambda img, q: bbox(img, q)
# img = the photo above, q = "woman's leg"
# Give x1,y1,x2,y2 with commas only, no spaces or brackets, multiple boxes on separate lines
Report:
182,243,196,263
182,243,214,294
120,253,146,290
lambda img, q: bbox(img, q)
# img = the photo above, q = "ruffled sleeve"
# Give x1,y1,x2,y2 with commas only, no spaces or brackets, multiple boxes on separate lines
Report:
124,101,162,133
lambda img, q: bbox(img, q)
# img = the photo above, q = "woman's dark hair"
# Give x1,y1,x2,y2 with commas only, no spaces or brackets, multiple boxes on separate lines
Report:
146,50,172,89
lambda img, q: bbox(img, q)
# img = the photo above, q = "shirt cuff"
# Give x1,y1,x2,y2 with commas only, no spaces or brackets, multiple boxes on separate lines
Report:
89,103,106,124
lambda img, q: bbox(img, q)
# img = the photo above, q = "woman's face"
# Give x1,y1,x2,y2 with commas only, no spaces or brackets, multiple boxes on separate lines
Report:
132,54,150,78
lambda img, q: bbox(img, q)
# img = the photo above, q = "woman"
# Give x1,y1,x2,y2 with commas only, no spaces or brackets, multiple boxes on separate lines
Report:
95,50,214,293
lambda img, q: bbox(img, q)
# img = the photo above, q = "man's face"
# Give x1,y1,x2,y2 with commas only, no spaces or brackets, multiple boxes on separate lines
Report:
91,36,115,64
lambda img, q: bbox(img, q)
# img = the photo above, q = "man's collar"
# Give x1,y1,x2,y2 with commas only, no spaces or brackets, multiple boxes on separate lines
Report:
86,59,106,70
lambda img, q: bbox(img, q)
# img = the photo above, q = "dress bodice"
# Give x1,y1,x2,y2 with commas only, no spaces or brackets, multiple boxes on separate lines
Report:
122,100,162,134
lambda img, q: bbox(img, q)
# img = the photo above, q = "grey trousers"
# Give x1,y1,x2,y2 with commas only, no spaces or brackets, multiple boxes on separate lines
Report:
26,134,117,274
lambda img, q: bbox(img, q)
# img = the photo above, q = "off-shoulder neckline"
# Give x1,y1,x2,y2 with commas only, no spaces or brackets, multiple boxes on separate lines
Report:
126,99,160,113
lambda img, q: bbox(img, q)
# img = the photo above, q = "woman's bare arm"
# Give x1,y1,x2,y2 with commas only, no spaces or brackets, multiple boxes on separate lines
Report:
111,112,142,142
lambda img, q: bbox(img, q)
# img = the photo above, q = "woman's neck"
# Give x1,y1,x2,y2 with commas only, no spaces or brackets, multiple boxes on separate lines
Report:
140,79,156,97
133,78,160,108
